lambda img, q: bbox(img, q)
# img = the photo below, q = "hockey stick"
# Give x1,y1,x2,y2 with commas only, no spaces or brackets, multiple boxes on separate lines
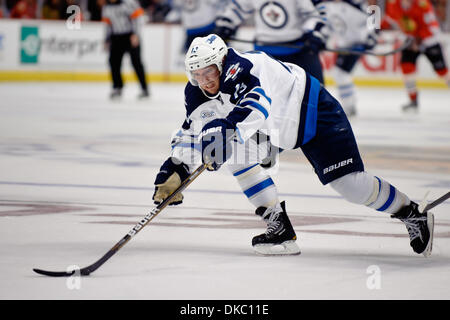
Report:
33,163,209,277
326,36,413,56
229,36,413,56
422,191,450,212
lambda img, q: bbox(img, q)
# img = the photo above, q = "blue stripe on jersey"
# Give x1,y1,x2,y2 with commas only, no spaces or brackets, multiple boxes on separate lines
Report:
302,76,321,144
244,178,274,198
240,100,269,119
340,92,354,98
233,164,259,177
172,142,202,152
338,84,354,90
377,184,396,212
252,87,272,104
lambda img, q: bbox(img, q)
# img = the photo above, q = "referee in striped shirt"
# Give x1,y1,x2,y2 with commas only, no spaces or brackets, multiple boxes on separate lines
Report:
102,0,149,99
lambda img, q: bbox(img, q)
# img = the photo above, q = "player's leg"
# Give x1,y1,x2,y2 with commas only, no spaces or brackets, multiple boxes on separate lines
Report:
108,35,126,99
424,43,450,86
226,137,300,255
128,42,149,99
334,53,361,117
330,172,434,256
400,47,421,112
300,87,434,256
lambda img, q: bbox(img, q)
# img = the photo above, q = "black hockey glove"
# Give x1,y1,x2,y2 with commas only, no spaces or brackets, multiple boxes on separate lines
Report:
153,157,190,206
213,18,236,41
199,119,234,171
299,30,326,54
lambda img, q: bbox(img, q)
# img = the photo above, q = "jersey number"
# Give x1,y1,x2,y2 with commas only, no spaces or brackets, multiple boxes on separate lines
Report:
234,83,247,100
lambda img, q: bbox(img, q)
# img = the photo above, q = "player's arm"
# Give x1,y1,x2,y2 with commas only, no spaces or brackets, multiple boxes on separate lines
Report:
199,70,270,170
152,121,200,206
154,84,207,205
227,85,270,143
419,0,441,42
297,0,330,52
213,0,255,40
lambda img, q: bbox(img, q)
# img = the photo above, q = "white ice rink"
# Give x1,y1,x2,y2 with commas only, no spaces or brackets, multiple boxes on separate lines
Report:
0,82,449,300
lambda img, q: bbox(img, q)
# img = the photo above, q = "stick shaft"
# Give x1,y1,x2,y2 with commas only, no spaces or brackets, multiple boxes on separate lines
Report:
87,163,208,273
229,36,412,56
33,163,208,277
424,192,450,212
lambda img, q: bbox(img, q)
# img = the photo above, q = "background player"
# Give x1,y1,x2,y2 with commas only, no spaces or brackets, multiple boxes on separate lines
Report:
382,0,450,112
212,0,329,84
314,0,379,116
152,34,435,257
165,0,227,53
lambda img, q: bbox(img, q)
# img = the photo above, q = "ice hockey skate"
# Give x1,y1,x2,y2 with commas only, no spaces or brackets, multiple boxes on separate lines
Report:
252,201,301,256
402,99,418,113
391,201,434,257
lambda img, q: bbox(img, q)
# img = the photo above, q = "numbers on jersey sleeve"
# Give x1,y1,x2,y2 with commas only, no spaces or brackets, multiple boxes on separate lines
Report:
234,83,248,100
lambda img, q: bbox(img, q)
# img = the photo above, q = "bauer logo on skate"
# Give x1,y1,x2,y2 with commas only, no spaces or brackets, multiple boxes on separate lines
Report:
323,158,353,175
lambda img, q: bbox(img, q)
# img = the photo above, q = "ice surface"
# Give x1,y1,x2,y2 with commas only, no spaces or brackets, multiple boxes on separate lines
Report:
0,82,449,300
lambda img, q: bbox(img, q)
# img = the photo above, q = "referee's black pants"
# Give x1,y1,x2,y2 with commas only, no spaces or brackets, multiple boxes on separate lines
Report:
109,33,148,92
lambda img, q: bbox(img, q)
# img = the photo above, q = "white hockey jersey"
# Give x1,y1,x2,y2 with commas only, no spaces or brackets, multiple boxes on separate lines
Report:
216,0,324,43
313,0,375,48
170,47,321,169
169,0,225,32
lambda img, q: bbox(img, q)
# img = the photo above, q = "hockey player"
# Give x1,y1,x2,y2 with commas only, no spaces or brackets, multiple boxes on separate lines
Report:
212,0,328,84
102,0,150,100
165,0,226,52
153,34,434,257
382,0,450,112
313,0,379,116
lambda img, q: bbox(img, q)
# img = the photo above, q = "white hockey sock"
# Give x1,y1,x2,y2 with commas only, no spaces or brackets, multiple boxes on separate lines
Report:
330,172,410,214
403,74,418,101
366,176,410,214
229,164,278,208
335,67,356,110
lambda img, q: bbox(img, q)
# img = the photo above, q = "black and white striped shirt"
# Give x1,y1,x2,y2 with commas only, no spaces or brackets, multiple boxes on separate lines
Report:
102,0,145,37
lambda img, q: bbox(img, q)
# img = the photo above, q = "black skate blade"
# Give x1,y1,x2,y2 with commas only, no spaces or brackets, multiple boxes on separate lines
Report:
33,267,90,277
33,268,75,277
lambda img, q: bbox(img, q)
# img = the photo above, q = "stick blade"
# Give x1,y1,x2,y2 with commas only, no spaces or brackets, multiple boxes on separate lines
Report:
33,267,91,277
33,268,75,277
